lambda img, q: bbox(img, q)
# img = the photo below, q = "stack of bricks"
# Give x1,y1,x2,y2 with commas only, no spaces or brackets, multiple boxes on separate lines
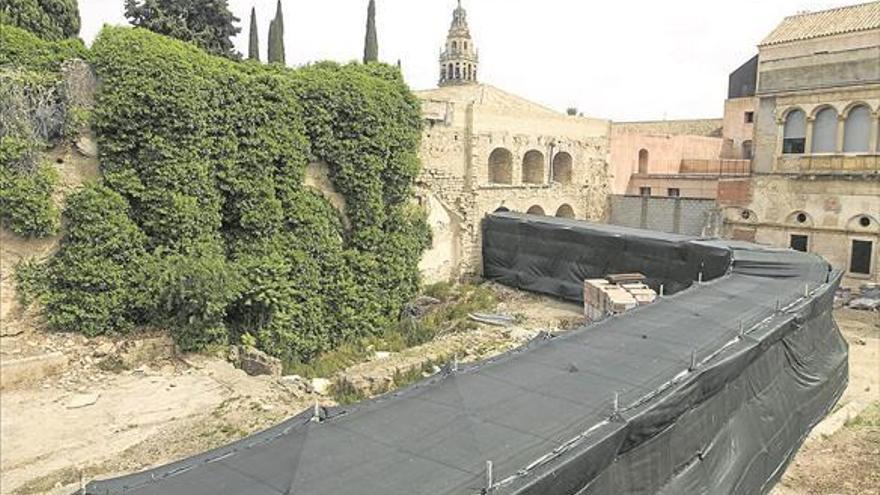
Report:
584,276,658,321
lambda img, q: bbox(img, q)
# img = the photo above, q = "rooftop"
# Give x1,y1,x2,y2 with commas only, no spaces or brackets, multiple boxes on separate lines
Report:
760,1,880,46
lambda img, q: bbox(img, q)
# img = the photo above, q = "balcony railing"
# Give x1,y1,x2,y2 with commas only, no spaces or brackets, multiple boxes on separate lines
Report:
776,154,880,173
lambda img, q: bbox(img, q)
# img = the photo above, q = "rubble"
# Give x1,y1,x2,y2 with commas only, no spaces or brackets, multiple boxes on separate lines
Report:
67,393,100,409
234,346,282,377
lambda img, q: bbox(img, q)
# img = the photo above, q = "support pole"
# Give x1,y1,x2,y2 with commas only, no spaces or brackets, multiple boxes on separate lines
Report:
690,351,697,371
485,460,494,492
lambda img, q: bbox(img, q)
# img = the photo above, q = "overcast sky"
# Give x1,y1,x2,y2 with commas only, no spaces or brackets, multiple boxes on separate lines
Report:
78,0,858,121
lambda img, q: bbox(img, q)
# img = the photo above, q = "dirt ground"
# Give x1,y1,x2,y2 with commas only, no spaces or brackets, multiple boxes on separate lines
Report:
0,284,583,495
1,294,876,495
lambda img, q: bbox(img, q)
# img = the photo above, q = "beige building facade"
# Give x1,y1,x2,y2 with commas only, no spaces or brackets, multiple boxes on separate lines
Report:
721,2,880,284
416,3,610,282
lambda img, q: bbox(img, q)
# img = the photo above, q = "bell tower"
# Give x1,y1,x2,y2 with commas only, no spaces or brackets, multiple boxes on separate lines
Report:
439,1,478,87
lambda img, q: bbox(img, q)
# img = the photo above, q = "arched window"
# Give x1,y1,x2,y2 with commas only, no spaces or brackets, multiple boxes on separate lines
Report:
526,205,545,216
447,63,454,80
742,140,753,160
452,41,458,51
783,109,806,154
811,106,838,153
464,41,468,51
455,64,461,79
844,105,871,153
552,152,573,184
638,149,649,174
488,148,513,184
522,150,545,184
555,204,575,218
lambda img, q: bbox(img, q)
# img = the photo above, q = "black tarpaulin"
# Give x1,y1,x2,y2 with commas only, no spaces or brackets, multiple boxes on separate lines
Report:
80,214,847,495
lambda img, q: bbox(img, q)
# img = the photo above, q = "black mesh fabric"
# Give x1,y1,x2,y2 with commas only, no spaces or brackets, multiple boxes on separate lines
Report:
81,214,847,495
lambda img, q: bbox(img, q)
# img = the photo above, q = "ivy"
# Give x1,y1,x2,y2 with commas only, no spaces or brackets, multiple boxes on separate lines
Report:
35,27,430,361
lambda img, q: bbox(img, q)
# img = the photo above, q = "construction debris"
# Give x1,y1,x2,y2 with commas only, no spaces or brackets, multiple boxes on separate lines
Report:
584,277,658,321
467,313,516,327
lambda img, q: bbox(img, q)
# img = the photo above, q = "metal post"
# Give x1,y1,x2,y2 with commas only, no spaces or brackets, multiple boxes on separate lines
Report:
690,351,697,371
485,460,494,491
804,283,809,297
739,321,745,338
613,392,620,415
698,271,704,284
660,284,665,297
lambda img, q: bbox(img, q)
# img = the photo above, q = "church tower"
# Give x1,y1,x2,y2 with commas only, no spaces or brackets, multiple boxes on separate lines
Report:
439,1,478,87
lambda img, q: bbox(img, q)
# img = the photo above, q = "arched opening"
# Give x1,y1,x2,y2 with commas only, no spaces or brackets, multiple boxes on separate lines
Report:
488,148,513,184
555,204,575,218
786,210,813,227
522,150,545,184
455,64,461,79
526,205,545,216
552,152,573,184
638,149,649,174
447,63,453,80
494,206,510,213
783,109,806,154
811,106,838,153
452,41,458,51
742,140,753,160
844,104,871,152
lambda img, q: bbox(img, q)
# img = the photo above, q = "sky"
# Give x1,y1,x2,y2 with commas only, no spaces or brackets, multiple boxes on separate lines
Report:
78,0,860,121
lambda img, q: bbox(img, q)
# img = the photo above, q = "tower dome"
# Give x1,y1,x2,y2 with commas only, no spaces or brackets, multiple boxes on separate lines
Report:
439,1,478,86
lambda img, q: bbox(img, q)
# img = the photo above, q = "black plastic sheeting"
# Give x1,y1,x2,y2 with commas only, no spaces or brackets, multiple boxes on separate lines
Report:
80,214,847,495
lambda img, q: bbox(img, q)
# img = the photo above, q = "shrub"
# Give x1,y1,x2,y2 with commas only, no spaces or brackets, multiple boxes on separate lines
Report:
41,184,147,335
0,25,87,71
34,26,430,360
0,0,81,41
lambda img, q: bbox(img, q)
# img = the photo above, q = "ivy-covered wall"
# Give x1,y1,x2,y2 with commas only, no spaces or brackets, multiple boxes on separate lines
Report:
0,26,88,237
17,26,429,364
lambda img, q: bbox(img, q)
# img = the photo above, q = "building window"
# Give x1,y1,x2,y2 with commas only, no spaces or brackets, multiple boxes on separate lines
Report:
638,149,649,174
639,187,651,196
790,234,808,253
742,140,753,160
811,106,838,153
555,204,575,218
526,205,545,216
667,188,680,197
850,239,874,275
744,111,754,123
844,104,871,153
782,109,806,154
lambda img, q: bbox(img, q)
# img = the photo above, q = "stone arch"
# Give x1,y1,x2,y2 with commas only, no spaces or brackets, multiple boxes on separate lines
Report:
488,148,513,184
638,149,649,174
786,210,813,227
526,205,545,216
843,103,872,152
846,214,879,233
552,152,573,184
494,206,510,213
727,207,758,224
811,105,838,153
555,204,575,218
522,150,545,184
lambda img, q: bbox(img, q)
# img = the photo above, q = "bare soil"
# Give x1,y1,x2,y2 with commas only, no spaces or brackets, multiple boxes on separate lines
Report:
0,285,583,495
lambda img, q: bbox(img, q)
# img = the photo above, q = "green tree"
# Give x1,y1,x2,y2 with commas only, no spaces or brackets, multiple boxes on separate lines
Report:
0,0,80,40
266,0,285,64
247,6,259,61
123,0,241,59
362,0,377,64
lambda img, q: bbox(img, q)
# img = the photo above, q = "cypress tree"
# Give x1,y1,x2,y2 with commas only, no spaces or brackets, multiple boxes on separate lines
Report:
267,0,285,64
362,0,378,63
247,6,259,61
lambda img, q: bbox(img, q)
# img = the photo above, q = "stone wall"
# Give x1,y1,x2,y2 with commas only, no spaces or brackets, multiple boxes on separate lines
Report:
612,119,723,137
416,84,611,282
608,195,717,236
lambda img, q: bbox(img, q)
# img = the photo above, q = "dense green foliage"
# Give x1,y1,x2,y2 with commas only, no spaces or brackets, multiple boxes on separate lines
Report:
123,0,241,59
247,7,258,61
42,184,148,335
0,0,80,40
0,24,87,71
363,0,378,63
267,0,284,64
34,27,428,363
0,26,87,237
